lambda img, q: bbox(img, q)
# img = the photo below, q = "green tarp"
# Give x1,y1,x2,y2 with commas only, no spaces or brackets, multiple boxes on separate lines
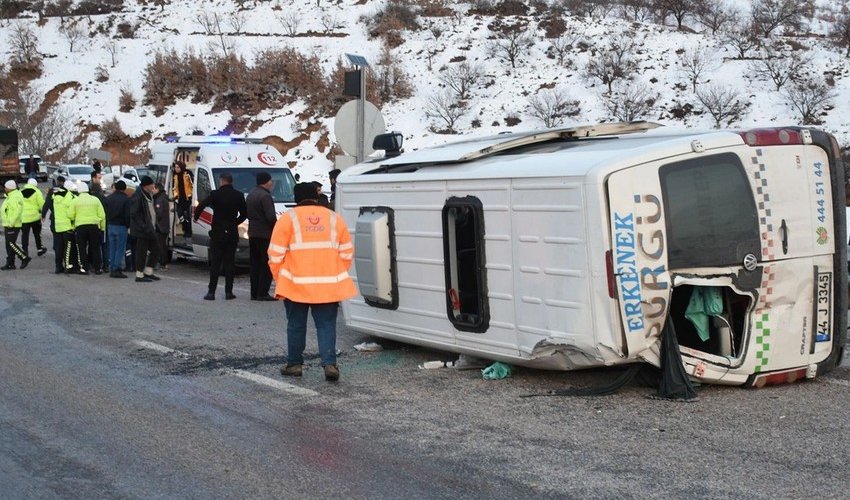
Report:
684,287,724,341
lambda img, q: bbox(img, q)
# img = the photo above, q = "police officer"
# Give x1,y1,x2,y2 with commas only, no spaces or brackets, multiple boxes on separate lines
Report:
2,180,31,270
194,172,247,300
20,178,47,256
269,182,356,382
68,182,106,275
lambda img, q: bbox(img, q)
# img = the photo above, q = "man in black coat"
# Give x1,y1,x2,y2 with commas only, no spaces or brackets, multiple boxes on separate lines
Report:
129,176,160,283
246,172,277,301
194,172,247,301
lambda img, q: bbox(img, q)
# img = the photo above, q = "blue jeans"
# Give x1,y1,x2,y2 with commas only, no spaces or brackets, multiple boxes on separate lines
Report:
107,225,128,271
284,300,339,366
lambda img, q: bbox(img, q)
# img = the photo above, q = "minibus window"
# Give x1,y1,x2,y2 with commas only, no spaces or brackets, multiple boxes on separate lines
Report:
197,169,211,201
661,153,760,269
442,196,489,333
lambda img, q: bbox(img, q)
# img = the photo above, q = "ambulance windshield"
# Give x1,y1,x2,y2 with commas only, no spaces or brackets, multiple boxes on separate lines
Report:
212,167,295,203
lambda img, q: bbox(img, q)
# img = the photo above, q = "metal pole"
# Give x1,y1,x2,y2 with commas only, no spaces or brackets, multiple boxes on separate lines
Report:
357,67,365,163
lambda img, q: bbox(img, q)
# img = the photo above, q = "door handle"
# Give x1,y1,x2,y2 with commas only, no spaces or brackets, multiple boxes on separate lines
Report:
780,219,788,255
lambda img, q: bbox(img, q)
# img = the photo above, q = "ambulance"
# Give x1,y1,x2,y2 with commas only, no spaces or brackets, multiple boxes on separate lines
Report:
338,122,847,387
148,136,297,264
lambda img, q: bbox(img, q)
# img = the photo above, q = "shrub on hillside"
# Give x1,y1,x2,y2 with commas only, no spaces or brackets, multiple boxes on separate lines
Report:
0,0,34,19
116,21,137,38
118,86,136,112
73,0,124,15
43,0,74,17
368,0,421,46
100,117,129,143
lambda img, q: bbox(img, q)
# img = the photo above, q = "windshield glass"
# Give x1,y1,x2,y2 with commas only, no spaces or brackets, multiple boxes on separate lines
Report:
212,167,295,203
68,166,94,175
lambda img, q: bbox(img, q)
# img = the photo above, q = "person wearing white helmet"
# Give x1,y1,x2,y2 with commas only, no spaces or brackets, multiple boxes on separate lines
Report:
20,177,47,257
59,179,83,272
68,181,105,275
2,179,31,270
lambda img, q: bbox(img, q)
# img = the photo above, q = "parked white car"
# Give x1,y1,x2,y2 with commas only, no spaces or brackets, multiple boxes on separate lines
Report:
50,164,94,187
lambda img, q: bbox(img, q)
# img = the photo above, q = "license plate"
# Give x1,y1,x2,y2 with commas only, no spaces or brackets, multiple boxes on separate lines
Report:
815,272,832,342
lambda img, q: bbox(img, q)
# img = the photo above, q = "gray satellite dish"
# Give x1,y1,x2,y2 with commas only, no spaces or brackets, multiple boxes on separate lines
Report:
334,100,386,157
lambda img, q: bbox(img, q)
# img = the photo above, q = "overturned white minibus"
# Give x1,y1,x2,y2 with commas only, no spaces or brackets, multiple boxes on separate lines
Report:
338,122,847,387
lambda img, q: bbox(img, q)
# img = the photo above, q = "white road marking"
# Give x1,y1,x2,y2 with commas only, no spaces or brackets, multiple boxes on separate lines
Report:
132,340,316,396
230,369,318,396
822,377,850,387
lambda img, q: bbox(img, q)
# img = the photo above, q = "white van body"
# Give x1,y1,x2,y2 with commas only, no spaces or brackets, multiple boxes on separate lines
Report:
148,136,296,263
338,123,847,387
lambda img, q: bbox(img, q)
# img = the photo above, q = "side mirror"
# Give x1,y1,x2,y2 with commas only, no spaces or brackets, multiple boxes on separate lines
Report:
373,132,403,158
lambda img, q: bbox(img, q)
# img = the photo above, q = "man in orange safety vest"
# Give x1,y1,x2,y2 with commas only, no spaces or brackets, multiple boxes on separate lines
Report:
269,182,356,382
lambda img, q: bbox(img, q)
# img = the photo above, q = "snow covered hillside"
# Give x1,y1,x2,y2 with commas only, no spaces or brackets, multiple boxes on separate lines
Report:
2,0,850,184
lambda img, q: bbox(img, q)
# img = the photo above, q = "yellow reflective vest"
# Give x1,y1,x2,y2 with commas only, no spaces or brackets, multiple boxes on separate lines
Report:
268,203,356,304
20,184,45,224
2,189,24,228
69,192,106,231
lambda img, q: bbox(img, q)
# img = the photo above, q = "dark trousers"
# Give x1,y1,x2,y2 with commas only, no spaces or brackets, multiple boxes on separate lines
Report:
134,236,158,273
284,300,339,366
176,199,192,236
249,237,272,299
156,232,168,266
52,230,64,271
4,228,26,265
208,237,237,294
75,224,102,272
21,221,43,254
63,230,80,270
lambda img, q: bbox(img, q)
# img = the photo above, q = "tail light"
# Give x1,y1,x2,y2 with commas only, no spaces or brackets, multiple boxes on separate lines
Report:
749,366,810,388
605,250,616,298
738,128,803,147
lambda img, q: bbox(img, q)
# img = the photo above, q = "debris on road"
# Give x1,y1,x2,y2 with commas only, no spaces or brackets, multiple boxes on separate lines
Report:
482,362,511,380
353,341,384,352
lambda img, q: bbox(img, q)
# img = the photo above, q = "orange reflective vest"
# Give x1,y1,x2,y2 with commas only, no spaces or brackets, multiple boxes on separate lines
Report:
268,203,356,304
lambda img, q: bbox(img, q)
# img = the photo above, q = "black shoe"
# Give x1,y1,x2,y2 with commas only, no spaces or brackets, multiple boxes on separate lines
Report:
94,269,103,275
144,274,161,281
225,292,236,300
1,264,15,271
256,295,276,302
117,271,128,279
37,247,48,256
54,268,64,274
135,276,152,282
20,257,32,269
109,270,122,278
203,292,215,301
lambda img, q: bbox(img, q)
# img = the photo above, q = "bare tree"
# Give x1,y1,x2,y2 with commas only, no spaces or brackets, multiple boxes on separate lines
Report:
548,31,581,66
619,0,653,22
439,62,483,100
59,22,86,52
584,38,638,93
782,77,835,125
654,0,696,30
679,47,718,92
1,87,81,160
695,0,738,35
320,11,339,34
527,88,580,128
276,10,300,36
751,0,805,38
695,85,749,127
750,45,809,91
829,7,850,57
8,22,41,68
602,82,657,122
425,90,468,133
228,11,247,35
102,39,121,68
196,12,234,57
723,20,761,59
487,25,534,70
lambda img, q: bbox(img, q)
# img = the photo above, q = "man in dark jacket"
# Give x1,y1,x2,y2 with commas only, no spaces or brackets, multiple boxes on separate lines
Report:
104,180,131,278
25,155,38,179
89,170,109,273
153,182,170,271
129,176,160,283
194,172,247,301
246,172,277,301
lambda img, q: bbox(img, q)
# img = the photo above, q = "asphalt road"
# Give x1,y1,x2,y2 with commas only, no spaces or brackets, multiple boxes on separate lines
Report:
1,225,849,498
